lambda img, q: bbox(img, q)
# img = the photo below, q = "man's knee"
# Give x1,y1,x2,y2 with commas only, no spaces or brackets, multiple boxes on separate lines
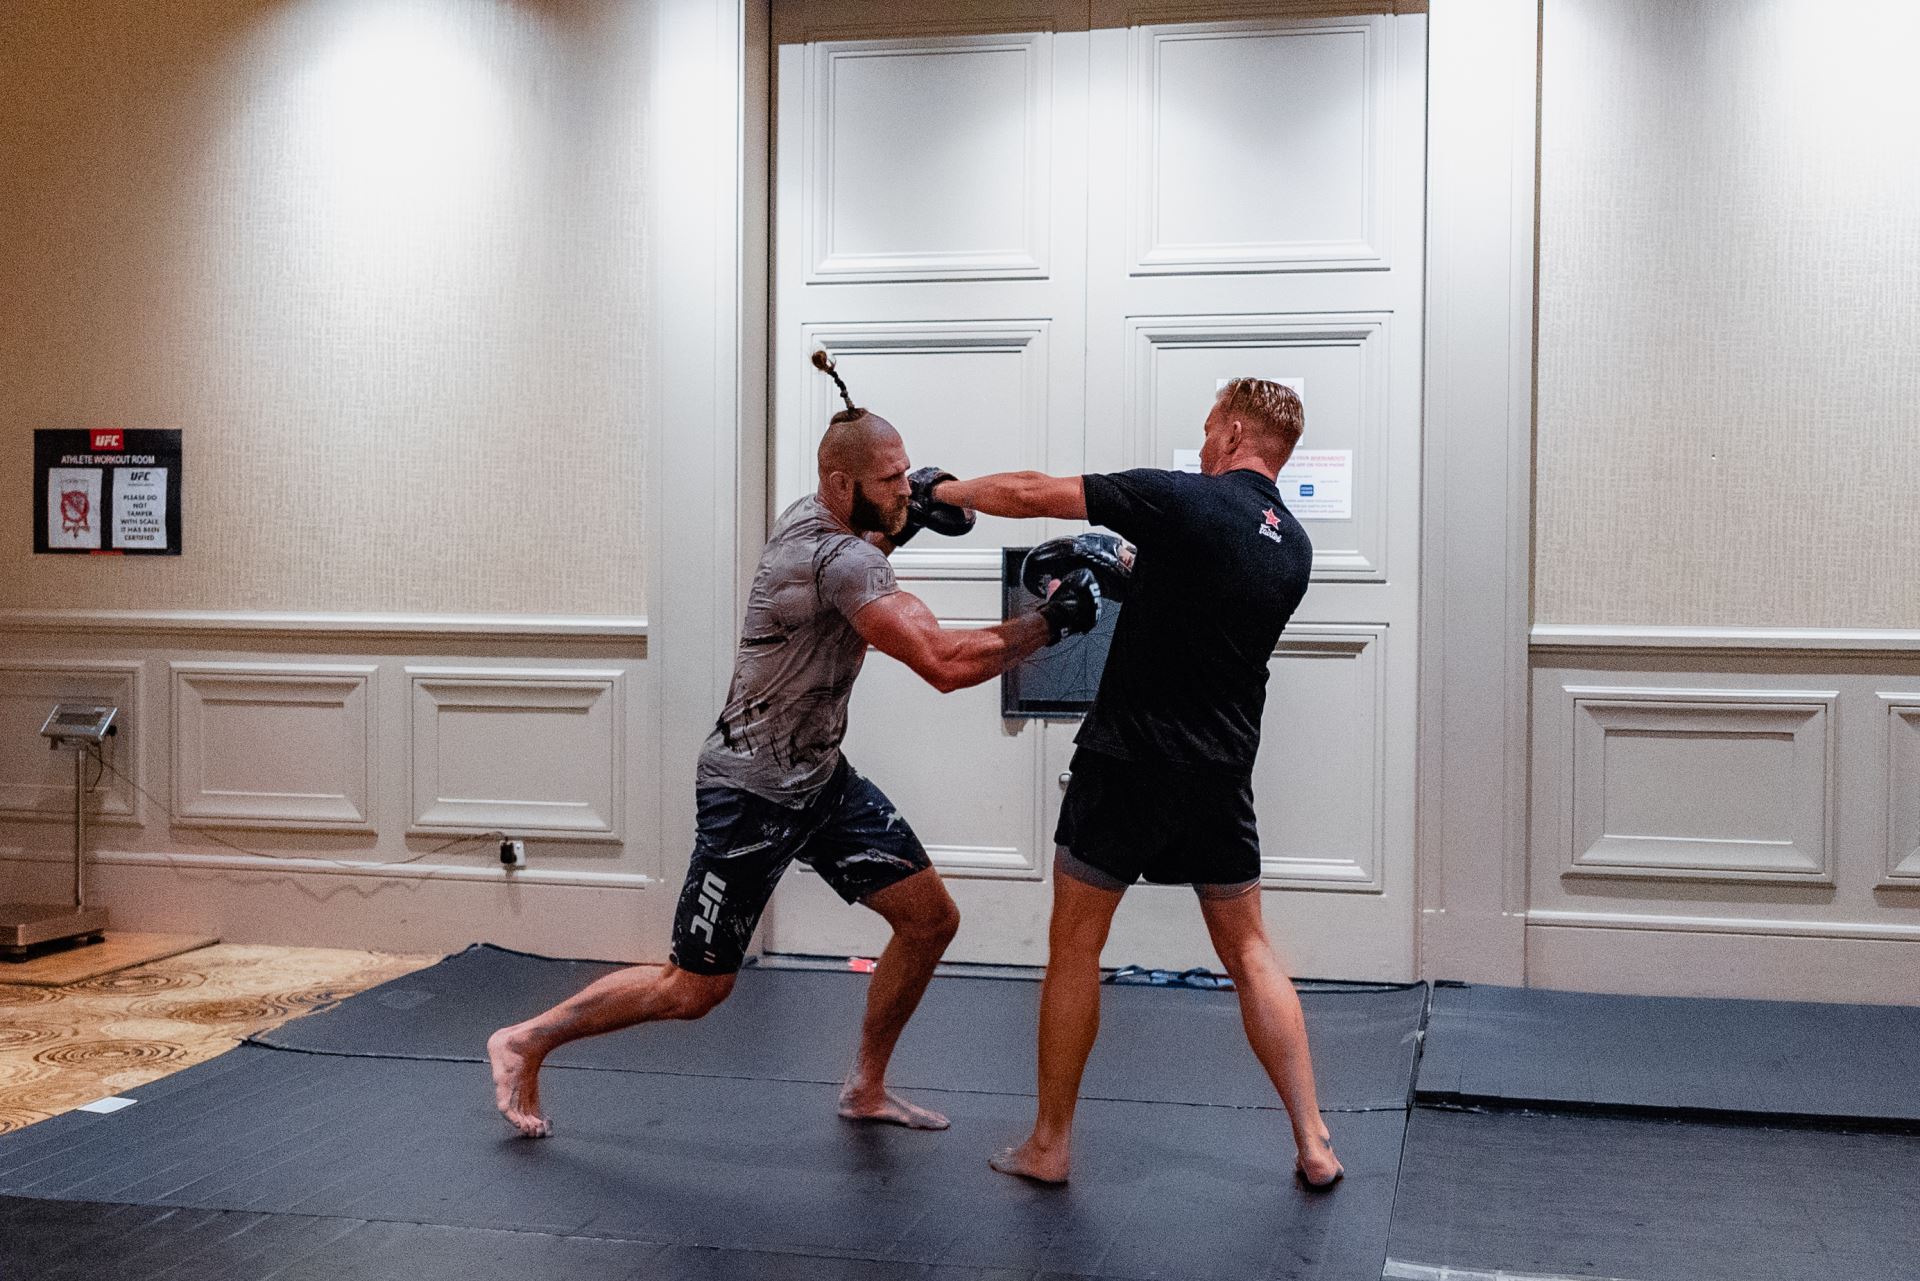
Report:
932,896,962,944
662,969,735,1020
900,893,961,948
1205,923,1279,986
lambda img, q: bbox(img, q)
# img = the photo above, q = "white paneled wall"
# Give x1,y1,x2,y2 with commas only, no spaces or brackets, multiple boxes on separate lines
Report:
1528,632,1920,1002
1522,0,1920,1001
407,668,625,839
172,664,378,830
1255,627,1386,889
1562,687,1836,884
0,623,661,958
1886,698,1920,883
1128,16,1391,273
0,662,145,828
0,0,758,964
806,34,1054,280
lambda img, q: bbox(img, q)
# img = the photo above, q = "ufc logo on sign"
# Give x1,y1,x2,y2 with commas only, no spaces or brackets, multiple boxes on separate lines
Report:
91,430,125,451
689,871,727,941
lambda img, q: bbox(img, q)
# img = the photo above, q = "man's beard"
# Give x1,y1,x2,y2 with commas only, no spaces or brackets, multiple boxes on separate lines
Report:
848,484,902,535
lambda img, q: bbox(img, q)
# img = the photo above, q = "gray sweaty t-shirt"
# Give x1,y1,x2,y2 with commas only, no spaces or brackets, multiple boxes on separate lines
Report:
695,494,900,804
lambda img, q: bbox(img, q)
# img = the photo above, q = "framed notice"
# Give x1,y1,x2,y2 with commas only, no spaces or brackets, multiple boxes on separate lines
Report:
34,429,183,556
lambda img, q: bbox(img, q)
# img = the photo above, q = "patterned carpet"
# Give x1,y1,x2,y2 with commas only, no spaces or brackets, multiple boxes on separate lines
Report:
0,943,441,1134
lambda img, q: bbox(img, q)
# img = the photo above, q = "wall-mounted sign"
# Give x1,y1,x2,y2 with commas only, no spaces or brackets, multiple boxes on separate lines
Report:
1170,445,1353,520
1277,449,1353,520
34,429,183,555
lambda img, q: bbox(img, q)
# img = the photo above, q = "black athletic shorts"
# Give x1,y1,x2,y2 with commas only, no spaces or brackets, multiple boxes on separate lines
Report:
669,756,931,975
1053,747,1261,895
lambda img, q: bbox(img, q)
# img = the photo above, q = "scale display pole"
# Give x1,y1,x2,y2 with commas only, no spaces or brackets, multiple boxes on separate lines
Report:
73,745,87,909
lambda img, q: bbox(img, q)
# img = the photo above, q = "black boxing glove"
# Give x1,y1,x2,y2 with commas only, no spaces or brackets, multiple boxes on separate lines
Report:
891,467,975,547
1036,567,1102,644
1021,533,1135,603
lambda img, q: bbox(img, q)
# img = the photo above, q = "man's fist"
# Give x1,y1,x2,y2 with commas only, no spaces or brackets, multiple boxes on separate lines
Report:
1021,533,1134,603
1036,567,1102,644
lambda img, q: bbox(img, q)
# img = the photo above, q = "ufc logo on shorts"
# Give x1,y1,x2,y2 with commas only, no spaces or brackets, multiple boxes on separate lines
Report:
689,871,727,941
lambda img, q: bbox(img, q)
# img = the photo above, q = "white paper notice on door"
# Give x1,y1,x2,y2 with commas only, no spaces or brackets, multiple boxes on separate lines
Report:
1276,450,1353,520
113,467,169,550
47,467,103,550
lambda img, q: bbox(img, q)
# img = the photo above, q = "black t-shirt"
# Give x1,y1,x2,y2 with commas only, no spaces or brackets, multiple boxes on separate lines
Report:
1078,467,1312,774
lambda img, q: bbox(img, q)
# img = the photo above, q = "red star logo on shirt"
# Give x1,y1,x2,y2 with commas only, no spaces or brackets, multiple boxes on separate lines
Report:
1262,507,1281,528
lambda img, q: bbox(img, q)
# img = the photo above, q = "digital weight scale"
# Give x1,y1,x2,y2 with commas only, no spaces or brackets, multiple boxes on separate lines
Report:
0,703,116,956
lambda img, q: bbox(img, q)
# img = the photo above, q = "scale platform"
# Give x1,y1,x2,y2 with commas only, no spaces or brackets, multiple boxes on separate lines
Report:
0,903,110,955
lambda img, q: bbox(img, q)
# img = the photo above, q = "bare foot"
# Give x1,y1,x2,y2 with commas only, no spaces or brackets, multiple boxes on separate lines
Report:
486,1026,552,1139
1294,1130,1343,1189
989,1137,1069,1185
837,1083,950,1130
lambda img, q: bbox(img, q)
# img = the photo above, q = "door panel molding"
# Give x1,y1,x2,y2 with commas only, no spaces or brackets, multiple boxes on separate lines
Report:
1259,625,1388,889
1126,312,1391,578
805,34,1054,281
1129,15,1392,273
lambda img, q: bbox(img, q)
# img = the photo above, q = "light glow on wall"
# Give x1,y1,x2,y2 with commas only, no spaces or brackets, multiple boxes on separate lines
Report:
299,4,515,259
1771,0,1920,139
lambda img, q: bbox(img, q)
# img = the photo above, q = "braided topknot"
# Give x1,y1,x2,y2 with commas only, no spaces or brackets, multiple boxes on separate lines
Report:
811,349,861,419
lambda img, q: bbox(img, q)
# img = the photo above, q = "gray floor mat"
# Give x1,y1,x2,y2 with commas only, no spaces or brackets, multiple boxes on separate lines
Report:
254,944,1426,1112
0,1047,1402,1281
1416,983,1920,1123
1384,1105,1920,1281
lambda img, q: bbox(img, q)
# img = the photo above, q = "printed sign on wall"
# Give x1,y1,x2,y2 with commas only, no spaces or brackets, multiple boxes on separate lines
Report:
34,429,183,556
1176,378,1352,520
1275,450,1353,520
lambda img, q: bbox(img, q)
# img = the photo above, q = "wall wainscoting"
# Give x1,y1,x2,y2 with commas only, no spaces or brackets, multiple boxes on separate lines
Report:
1528,625,1920,1002
0,614,669,961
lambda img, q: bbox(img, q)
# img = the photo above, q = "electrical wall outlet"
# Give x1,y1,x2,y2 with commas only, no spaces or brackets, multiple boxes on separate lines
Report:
499,838,527,868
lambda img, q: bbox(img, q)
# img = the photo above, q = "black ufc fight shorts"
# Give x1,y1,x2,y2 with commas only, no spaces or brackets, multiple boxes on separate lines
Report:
669,757,931,975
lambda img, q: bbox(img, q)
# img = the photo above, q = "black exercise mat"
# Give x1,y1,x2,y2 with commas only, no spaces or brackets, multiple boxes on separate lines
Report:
0,1194,1146,1281
1417,982,1920,1123
1385,1106,1920,1281
254,944,1425,1112
0,1194,678,1281
0,1046,1403,1281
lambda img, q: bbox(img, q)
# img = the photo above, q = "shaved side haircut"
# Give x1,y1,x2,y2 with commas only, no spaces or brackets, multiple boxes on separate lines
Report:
1217,378,1304,465
818,411,900,480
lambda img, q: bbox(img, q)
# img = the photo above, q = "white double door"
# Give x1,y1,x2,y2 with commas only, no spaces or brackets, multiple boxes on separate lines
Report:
763,2,1426,979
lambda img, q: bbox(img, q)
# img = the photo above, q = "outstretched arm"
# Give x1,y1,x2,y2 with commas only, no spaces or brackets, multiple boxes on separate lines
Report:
933,472,1087,521
853,591,1051,694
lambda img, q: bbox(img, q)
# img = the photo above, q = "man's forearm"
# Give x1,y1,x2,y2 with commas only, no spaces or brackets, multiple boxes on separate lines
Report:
935,614,1051,691
935,471,1076,520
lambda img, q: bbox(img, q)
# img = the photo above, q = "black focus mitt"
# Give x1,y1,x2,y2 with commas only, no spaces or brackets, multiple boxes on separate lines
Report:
892,467,975,546
1036,567,1101,644
1021,533,1134,603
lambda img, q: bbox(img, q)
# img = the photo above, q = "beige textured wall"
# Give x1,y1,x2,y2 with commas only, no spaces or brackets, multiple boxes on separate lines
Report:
1,0,650,616
1536,0,1920,628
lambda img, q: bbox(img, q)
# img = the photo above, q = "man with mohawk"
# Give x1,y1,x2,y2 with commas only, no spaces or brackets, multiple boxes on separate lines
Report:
487,352,1104,1141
